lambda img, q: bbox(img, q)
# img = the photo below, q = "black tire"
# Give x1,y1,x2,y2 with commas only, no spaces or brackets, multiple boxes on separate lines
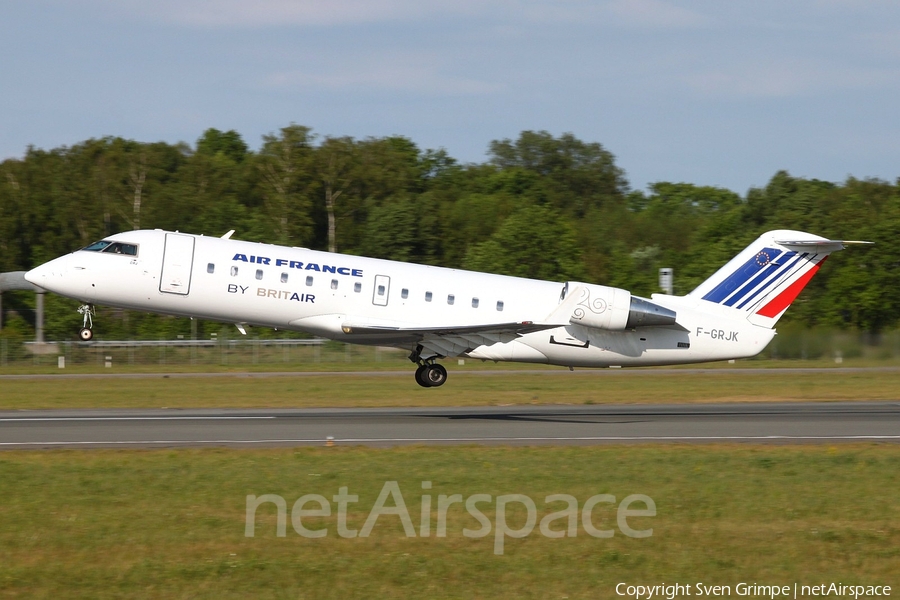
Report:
79,328,94,341
415,365,432,387
425,364,447,387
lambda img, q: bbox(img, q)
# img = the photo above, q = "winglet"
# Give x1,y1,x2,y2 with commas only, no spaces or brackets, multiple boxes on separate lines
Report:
221,230,235,239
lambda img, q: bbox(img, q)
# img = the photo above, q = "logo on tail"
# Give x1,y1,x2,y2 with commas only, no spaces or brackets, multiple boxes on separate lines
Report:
689,231,870,327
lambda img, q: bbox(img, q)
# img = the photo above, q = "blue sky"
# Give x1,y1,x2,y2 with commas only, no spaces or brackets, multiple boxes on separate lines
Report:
2,0,899,193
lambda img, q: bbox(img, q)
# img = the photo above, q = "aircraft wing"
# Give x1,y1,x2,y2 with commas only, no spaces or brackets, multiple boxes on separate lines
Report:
340,320,560,357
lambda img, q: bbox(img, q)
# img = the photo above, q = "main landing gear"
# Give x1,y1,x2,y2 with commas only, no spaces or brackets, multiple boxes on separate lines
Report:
415,363,448,388
77,304,95,341
410,345,448,388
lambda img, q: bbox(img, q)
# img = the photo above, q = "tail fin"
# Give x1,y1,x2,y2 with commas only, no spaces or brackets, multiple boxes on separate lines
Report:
688,230,869,328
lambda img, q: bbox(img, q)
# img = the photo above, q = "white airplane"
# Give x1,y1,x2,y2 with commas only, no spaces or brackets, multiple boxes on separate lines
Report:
24,229,868,386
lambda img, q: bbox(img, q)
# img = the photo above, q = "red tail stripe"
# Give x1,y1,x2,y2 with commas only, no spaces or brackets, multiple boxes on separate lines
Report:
755,256,827,318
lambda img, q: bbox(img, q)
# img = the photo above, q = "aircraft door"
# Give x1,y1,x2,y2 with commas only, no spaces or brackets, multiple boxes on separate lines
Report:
159,233,195,295
373,275,390,306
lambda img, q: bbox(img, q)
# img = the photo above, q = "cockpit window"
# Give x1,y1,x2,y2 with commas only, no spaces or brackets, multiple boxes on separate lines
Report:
81,240,138,256
103,242,138,255
82,240,112,252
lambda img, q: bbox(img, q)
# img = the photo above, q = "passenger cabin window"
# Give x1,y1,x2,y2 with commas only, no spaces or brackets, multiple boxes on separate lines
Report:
331,279,338,290
230,266,239,277
306,276,314,286
281,273,288,283
255,269,263,280
425,291,433,302
377,284,386,296
401,288,409,299
354,282,362,293
472,297,479,308
207,263,215,274
447,294,455,305
496,301,504,311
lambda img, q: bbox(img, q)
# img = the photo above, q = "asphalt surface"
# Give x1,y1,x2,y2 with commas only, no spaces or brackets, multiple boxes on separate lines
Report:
1,366,898,380
1,402,898,449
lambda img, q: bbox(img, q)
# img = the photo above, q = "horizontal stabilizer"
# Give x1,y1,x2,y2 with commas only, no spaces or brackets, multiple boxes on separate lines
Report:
776,239,873,249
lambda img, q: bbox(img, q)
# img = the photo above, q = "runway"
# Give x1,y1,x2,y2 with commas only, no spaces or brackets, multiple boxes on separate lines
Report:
1,402,898,448
1,366,898,380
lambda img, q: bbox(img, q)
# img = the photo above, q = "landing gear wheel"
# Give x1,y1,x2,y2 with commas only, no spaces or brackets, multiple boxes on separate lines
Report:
409,347,448,388
415,365,432,388
424,364,447,387
414,364,448,387
77,304,95,341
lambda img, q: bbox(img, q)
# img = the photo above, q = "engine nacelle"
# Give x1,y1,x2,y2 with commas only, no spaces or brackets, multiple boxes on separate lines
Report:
563,282,677,331
565,282,632,330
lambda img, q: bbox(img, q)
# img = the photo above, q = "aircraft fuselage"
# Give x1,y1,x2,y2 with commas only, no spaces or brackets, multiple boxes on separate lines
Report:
26,229,780,377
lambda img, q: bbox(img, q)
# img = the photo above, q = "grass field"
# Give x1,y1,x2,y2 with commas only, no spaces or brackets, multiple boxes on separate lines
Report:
1,367,899,409
0,445,897,599
3,349,899,375
2,363,897,597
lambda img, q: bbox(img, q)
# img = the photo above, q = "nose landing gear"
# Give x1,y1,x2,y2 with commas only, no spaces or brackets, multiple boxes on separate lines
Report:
77,304,95,341
410,345,448,387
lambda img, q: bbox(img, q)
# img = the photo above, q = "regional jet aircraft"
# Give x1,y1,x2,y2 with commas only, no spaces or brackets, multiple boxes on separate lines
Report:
24,229,868,386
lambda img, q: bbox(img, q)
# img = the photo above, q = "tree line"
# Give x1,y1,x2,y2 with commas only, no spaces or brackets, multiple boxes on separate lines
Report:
1,126,897,341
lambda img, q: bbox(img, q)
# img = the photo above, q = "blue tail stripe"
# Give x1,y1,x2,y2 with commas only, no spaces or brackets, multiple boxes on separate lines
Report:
736,252,808,310
723,251,796,307
722,263,781,306
702,247,782,304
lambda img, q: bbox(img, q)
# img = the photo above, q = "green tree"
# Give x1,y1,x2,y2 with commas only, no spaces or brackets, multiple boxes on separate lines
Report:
256,125,316,246
196,128,249,164
488,130,627,216
3,126,899,336
315,136,357,253
464,205,586,281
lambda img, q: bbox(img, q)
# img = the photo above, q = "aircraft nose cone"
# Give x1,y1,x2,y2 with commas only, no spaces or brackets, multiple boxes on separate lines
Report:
24,263,51,286
24,256,68,289
23,265,44,285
